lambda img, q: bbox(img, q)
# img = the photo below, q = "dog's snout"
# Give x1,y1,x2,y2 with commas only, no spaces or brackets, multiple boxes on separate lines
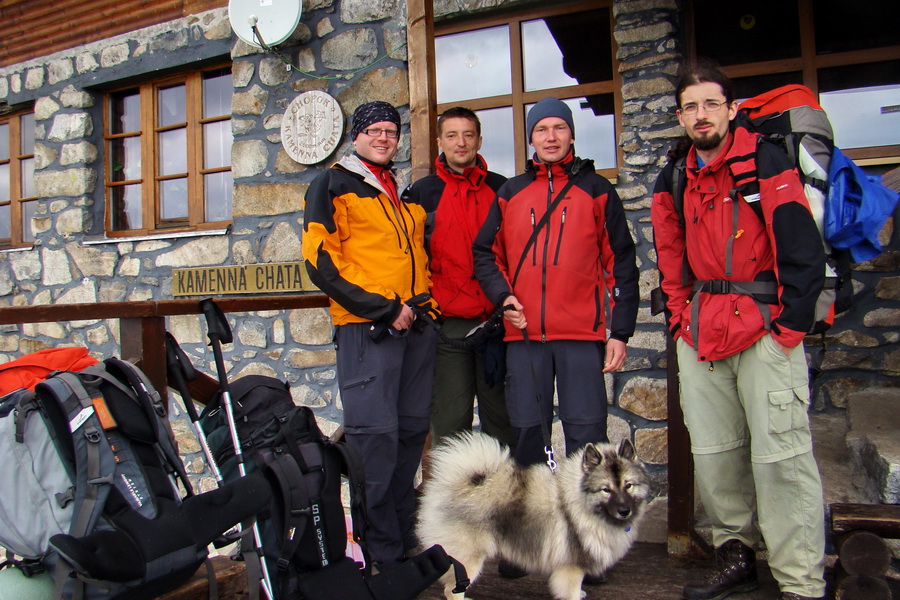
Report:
617,507,632,519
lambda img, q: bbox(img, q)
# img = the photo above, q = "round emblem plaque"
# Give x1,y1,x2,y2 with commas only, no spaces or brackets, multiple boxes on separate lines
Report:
281,91,344,165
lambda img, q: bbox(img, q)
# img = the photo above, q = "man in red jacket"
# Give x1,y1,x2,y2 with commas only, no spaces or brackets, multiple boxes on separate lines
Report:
473,97,639,467
651,61,826,600
404,107,514,448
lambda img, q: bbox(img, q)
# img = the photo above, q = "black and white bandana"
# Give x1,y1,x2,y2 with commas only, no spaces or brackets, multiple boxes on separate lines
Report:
350,101,401,141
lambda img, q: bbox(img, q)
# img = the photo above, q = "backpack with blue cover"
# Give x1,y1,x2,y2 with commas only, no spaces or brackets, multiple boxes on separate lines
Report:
652,84,899,334
0,354,271,600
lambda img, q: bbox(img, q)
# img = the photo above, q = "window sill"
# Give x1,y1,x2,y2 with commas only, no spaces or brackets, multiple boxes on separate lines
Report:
83,227,230,246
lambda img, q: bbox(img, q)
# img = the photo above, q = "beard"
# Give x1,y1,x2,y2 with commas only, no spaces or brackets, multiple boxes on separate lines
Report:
690,121,726,152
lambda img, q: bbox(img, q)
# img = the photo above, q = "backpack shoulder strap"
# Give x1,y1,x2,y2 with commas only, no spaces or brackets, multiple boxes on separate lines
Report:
328,440,369,561
103,358,193,494
39,372,115,539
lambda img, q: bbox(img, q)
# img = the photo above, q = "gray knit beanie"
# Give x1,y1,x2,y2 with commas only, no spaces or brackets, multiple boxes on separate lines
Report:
526,97,575,143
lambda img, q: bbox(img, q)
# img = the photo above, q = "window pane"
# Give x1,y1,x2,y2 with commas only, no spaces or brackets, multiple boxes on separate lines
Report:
0,204,9,238
110,90,140,134
694,0,800,66
204,120,232,169
111,184,142,230
820,84,900,149
110,136,141,182
475,107,515,178
522,9,611,92
525,96,617,169
19,113,34,155
436,26,512,103
0,123,9,160
205,171,233,222
20,157,34,198
815,0,900,55
0,163,8,202
204,70,232,118
158,85,186,127
21,199,36,243
160,178,188,220
733,72,803,102
159,128,187,176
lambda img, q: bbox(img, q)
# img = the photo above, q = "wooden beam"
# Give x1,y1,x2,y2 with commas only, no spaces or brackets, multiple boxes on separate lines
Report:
406,0,437,184
831,503,900,539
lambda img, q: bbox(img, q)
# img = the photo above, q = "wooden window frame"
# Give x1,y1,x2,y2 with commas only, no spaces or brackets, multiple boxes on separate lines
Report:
103,65,232,238
0,109,35,249
435,0,623,180
685,0,900,166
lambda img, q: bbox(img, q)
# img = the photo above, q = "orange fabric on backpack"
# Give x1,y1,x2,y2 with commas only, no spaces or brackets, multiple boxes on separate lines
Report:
0,347,99,395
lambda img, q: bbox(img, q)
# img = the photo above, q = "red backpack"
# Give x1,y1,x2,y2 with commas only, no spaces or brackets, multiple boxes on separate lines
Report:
0,347,98,395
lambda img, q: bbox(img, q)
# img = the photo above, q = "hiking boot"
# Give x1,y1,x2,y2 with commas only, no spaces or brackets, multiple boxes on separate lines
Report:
779,594,823,600
498,559,528,579
683,539,758,600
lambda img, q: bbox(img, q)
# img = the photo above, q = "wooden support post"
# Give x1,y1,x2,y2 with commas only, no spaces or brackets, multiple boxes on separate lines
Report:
406,0,437,184
666,334,709,558
121,316,168,411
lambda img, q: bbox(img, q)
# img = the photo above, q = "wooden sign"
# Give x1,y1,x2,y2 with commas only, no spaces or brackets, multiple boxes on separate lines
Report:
172,262,317,297
281,91,344,165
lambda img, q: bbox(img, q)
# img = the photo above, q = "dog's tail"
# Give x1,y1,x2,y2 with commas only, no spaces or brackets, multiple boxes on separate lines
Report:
425,431,510,490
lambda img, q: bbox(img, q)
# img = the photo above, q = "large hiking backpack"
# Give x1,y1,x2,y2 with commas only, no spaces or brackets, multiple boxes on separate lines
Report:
652,84,897,335
0,355,270,600
200,375,466,600
737,84,897,327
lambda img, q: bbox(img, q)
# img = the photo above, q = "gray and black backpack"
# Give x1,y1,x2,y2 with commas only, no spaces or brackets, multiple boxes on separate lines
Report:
0,357,270,600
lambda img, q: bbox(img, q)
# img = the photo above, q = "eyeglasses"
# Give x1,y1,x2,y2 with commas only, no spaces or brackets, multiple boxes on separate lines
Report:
361,128,400,139
679,100,727,116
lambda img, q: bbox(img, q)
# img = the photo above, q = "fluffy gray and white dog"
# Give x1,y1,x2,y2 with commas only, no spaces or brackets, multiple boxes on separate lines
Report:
417,431,650,600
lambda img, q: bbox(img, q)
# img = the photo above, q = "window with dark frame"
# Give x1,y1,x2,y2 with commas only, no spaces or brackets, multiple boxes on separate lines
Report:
690,0,900,166
434,1,621,179
104,65,232,236
0,110,36,248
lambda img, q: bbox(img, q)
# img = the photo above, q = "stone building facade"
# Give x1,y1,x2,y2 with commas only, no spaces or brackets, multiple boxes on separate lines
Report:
0,0,897,511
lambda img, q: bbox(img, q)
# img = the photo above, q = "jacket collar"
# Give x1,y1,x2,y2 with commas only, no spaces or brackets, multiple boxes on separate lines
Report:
335,153,407,198
525,148,594,180
435,153,489,188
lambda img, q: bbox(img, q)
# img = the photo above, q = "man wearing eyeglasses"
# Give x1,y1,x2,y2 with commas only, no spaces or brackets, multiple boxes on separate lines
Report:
651,61,826,600
302,101,439,571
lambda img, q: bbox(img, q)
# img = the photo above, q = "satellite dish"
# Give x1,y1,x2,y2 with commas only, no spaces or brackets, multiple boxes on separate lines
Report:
228,0,302,49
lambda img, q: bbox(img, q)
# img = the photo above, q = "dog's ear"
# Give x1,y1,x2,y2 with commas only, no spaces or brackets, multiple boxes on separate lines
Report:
582,443,602,473
617,437,637,461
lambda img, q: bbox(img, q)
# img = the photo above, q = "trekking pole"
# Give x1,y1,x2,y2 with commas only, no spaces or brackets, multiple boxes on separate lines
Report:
164,332,227,487
199,298,276,600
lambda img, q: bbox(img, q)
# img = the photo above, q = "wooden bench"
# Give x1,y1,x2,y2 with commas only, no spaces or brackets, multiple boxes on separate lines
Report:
830,503,900,600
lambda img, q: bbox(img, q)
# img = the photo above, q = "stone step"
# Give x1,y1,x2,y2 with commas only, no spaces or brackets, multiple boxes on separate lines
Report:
846,388,900,504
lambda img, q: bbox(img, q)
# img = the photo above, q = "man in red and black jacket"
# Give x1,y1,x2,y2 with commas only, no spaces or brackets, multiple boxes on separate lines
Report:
404,107,514,449
473,97,639,470
651,61,826,600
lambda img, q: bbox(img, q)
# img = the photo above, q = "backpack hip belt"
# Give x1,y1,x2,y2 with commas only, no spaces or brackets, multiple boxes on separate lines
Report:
689,279,777,348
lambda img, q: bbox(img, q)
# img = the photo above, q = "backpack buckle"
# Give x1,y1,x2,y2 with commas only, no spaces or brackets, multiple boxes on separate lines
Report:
707,280,730,294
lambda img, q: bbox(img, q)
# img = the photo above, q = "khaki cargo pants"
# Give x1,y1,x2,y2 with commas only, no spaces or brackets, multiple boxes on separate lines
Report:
676,335,826,598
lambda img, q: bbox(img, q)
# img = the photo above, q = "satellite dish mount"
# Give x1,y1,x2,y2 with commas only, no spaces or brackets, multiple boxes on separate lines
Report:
228,0,302,50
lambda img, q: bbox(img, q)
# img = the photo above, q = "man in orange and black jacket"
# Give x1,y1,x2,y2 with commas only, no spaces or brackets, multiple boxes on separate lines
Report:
302,101,438,572
473,97,639,470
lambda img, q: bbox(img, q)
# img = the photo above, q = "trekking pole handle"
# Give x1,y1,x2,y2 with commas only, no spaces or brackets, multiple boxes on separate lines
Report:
200,298,234,345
